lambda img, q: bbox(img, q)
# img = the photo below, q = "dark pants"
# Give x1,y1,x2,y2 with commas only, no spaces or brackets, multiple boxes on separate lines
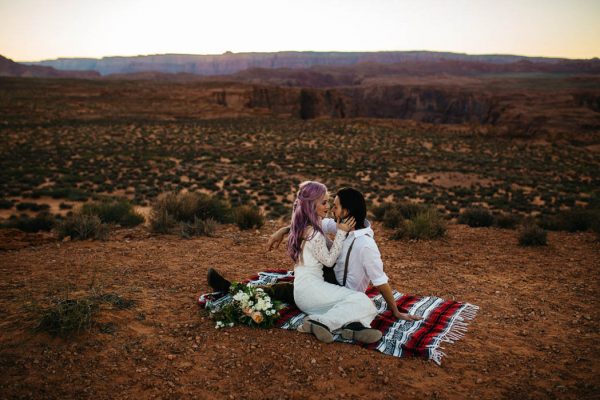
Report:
262,268,341,307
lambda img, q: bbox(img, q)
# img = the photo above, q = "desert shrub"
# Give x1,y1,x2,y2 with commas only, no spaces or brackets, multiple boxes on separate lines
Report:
2,212,55,232
55,213,109,240
372,203,393,221
458,207,494,227
592,218,600,240
494,213,520,229
149,207,176,234
233,205,264,230
561,208,599,232
518,224,548,246
397,202,428,219
81,197,144,227
382,207,404,229
35,298,99,338
151,191,231,226
375,201,428,228
16,202,50,212
179,217,217,238
92,293,135,310
392,208,447,240
0,199,13,209
537,214,565,231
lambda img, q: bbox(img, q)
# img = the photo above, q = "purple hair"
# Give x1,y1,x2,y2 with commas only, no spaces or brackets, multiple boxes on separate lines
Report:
287,181,327,263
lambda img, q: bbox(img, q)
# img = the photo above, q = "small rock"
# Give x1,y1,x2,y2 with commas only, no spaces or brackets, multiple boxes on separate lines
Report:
167,354,176,361
476,378,483,384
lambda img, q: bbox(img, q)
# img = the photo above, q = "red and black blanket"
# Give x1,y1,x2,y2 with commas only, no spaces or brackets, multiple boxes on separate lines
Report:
198,270,478,365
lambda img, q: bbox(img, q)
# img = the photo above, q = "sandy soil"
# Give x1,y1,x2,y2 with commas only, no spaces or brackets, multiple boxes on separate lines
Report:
0,222,598,399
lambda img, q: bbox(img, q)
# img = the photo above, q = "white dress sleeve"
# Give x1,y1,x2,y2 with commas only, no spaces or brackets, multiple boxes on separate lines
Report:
306,229,346,267
321,218,338,235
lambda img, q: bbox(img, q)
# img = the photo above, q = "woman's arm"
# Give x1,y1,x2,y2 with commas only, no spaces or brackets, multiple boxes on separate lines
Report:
307,217,355,267
308,230,347,267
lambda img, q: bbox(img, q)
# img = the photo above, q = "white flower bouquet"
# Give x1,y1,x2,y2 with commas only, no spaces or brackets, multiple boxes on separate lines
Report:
212,283,283,329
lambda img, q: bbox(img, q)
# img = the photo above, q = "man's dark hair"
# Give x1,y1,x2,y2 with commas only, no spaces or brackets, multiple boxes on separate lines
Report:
336,187,367,230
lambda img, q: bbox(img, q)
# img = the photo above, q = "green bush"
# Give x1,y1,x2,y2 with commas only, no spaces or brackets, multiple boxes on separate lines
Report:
372,203,393,221
151,191,231,227
561,209,598,232
59,202,73,210
149,207,176,234
81,198,144,227
494,213,520,229
382,207,403,229
233,205,264,230
2,212,55,232
392,208,447,240
592,218,600,240
458,207,494,227
55,213,109,240
375,201,428,229
179,217,217,238
518,224,548,246
537,214,565,231
35,298,98,338
16,202,50,212
0,199,14,209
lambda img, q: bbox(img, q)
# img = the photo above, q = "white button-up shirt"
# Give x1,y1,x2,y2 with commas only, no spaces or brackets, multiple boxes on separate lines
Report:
322,218,389,293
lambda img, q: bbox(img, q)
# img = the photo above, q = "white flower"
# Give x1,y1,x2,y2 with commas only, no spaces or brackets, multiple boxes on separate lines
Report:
248,301,254,306
228,322,234,327
233,291,245,301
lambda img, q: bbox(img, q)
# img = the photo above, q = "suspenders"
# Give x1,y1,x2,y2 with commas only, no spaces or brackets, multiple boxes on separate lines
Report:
342,233,370,287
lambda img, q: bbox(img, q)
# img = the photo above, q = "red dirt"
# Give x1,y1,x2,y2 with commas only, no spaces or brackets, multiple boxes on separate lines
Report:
0,222,598,399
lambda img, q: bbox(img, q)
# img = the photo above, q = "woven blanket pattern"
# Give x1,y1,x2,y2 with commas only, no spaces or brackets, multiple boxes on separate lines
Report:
198,270,478,364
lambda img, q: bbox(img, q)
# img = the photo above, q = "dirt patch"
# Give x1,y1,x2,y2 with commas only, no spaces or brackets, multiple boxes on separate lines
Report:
0,222,598,399
406,172,498,189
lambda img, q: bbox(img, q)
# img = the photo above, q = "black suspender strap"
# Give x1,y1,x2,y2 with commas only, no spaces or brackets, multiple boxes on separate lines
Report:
342,237,356,287
342,233,371,287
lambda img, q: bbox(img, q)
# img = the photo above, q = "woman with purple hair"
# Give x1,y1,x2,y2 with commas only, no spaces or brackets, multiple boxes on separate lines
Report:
289,181,382,344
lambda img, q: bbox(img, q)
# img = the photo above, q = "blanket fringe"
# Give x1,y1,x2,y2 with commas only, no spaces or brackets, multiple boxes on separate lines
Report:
428,303,479,365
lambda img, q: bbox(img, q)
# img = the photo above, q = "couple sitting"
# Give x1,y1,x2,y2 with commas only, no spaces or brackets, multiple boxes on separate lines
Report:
207,181,421,344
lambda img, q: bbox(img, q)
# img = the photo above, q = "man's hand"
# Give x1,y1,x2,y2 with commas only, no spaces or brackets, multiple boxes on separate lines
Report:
392,309,423,321
266,226,289,251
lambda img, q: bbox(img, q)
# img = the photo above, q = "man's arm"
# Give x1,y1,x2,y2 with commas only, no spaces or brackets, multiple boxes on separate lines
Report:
267,226,290,251
362,244,423,321
267,218,338,251
376,283,422,321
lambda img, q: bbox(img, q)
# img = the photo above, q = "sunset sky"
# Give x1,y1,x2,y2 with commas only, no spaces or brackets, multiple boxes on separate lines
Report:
1,0,599,61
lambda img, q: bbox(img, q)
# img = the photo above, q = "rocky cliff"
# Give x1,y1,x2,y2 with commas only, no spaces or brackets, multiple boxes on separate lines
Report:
0,55,99,78
25,51,572,76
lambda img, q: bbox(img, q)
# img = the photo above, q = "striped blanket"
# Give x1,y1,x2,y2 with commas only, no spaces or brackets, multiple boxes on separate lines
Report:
198,270,478,365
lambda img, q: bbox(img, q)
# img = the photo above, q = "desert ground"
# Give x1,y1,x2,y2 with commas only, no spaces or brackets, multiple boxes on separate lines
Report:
0,221,598,399
0,75,599,399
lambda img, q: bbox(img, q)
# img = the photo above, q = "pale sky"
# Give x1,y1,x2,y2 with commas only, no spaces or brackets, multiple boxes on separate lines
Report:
1,0,599,62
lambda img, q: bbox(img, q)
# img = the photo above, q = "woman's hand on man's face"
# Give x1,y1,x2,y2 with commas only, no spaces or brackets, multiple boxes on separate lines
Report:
337,216,356,232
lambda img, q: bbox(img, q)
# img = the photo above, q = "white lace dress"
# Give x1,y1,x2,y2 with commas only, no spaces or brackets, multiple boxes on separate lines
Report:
293,228,378,331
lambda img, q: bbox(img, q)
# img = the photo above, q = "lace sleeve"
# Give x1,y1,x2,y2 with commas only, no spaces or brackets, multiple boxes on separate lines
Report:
306,229,346,267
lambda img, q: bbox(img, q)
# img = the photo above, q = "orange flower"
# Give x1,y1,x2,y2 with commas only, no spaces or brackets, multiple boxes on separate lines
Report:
251,312,264,324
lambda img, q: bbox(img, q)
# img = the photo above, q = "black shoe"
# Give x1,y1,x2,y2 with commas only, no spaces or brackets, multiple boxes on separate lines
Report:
299,319,334,343
207,268,231,293
341,322,382,344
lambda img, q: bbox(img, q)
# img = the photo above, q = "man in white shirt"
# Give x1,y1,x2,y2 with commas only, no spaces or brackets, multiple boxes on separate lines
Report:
207,187,420,322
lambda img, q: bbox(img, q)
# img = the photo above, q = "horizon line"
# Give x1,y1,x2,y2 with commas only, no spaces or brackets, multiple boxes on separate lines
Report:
13,49,600,64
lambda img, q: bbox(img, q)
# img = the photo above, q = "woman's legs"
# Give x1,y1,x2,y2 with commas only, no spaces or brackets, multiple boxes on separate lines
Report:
307,289,378,332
